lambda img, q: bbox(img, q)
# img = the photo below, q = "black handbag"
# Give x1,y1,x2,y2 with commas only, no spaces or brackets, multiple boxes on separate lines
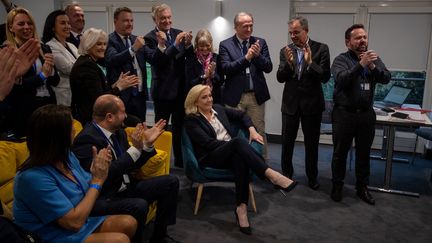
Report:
0,216,41,243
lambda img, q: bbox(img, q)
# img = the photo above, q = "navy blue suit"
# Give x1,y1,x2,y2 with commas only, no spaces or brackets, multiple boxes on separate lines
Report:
72,123,179,239
106,32,153,121
218,35,272,106
144,27,190,167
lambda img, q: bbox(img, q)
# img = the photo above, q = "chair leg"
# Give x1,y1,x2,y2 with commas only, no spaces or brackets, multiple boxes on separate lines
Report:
249,184,257,213
411,135,419,165
194,183,204,215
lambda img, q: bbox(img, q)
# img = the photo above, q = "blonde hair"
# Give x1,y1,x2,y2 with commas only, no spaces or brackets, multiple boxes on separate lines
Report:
6,8,40,46
78,28,107,55
194,29,214,53
151,3,171,21
184,84,211,115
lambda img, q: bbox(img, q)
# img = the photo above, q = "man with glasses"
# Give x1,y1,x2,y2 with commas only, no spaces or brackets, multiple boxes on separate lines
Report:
219,12,273,159
276,16,330,190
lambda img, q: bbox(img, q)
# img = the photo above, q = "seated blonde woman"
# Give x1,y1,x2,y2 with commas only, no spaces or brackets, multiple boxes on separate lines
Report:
13,105,137,242
183,84,297,235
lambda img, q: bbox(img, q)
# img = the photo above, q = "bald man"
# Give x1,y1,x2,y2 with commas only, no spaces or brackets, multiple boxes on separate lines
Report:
72,94,180,243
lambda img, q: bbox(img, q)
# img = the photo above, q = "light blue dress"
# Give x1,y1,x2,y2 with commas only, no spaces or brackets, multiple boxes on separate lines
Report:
13,152,105,243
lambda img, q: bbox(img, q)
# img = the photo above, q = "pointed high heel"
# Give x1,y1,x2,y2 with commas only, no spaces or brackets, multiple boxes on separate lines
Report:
234,210,252,235
274,181,298,196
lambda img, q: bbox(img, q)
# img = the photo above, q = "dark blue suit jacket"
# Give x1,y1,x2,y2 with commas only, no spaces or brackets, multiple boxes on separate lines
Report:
105,32,152,110
183,104,253,162
72,123,156,198
66,32,80,48
144,27,189,102
218,35,272,106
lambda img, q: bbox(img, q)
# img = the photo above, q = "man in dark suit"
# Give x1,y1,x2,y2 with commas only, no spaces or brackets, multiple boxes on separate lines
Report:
106,7,153,122
65,2,85,48
218,12,272,159
72,94,180,243
276,16,331,189
144,3,192,167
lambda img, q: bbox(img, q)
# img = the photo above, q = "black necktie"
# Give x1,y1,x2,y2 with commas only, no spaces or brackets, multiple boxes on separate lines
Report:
242,40,248,55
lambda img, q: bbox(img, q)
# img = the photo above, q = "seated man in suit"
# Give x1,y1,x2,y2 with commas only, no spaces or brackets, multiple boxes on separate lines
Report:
105,7,152,122
72,94,180,243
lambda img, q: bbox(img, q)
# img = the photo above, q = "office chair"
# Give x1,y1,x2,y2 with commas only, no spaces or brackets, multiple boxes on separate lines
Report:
181,125,262,215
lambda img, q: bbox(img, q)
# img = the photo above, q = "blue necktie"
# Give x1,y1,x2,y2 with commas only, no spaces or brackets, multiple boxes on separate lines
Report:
110,133,123,158
166,32,172,46
124,36,130,48
242,40,248,55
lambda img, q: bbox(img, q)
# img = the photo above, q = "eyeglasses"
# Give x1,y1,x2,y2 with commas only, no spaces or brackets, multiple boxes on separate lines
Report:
289,29,304,36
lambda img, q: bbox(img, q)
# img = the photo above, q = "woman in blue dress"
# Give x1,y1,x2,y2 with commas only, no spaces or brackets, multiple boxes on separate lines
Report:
13,104,137,242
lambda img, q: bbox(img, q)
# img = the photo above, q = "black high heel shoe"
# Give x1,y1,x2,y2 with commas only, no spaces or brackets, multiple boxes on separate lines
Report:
234,210,252,235
274,181,298,196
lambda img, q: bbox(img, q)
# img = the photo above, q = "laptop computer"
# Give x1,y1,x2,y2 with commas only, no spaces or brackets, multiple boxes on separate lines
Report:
374,85,412,109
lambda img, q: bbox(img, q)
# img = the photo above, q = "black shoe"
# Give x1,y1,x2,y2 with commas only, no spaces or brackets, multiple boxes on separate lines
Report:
308,179,320,190
234,210,252,235
149,234,180,243
356,187,375,205
274,181,298,196
330,183,343,202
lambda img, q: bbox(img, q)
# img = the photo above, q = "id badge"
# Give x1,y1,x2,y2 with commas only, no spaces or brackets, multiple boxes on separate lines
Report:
246,67,250,74
364,83,370,90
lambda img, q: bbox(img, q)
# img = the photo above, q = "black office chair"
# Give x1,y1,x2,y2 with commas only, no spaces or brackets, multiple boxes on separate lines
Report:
411,127,432,164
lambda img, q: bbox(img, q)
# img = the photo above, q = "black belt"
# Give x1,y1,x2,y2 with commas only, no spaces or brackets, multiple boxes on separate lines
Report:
336,105,370,113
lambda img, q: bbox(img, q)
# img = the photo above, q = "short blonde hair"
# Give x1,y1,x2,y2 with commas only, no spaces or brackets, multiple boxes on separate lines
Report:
194,29,214,53
151,3,171,21
184,84,211,115
78,28,107,55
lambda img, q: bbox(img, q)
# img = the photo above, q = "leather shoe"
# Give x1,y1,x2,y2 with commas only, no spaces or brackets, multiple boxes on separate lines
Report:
308,179,320,190
330,183,343,202
356,187,375,205
234,210,252,235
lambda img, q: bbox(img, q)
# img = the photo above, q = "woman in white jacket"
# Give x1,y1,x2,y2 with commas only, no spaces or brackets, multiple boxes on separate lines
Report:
42,9,78,106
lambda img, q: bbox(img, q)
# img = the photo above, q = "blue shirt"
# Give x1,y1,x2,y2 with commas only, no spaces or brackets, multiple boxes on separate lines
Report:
13,152,105,243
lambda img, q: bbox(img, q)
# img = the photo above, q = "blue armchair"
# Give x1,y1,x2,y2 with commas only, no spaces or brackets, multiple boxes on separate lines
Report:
181,126,262,215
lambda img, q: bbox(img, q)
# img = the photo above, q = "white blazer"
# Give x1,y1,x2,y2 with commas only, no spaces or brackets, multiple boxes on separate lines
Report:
46,38,78,106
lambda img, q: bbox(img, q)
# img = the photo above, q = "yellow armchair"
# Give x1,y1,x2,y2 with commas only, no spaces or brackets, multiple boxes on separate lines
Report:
124,128,172,223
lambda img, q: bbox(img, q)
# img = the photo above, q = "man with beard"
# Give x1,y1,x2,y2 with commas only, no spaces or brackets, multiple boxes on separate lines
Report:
330,24,391,205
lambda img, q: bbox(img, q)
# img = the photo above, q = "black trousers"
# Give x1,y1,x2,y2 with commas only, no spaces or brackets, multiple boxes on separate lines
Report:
154,99,185,167
91,175,179,241
331,107,375,187
201,138,269,205
281,111,322,179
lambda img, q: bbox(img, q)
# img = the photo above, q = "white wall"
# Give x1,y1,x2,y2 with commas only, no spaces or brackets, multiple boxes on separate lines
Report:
163,0,290,135
0,0,55,38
